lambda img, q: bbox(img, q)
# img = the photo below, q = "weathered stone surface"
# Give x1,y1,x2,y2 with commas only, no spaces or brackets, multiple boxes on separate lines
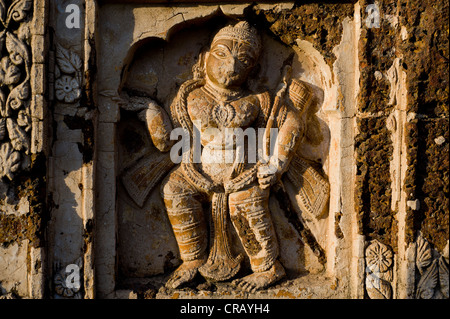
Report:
0,0,447,301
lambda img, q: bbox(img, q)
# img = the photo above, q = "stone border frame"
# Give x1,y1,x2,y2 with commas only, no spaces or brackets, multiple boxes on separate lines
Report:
39,0,443,299
29,0,49,299
45,0,97,299
91,0,361,299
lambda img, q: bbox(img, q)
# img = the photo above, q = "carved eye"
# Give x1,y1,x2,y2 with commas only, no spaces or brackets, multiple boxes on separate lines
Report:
214,50,227,58
238,56,251,66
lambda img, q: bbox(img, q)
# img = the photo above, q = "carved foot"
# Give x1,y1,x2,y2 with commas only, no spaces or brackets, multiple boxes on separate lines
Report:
165,259,206,289
232,260,286,293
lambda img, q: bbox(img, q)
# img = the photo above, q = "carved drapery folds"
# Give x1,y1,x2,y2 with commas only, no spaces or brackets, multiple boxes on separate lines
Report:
0,0,32,180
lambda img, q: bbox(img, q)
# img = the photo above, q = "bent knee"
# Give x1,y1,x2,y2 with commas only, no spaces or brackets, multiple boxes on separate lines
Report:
161,169,196,199
228,185,269,216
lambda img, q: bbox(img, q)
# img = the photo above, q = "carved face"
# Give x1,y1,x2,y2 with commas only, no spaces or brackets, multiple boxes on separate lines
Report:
205,39,257,90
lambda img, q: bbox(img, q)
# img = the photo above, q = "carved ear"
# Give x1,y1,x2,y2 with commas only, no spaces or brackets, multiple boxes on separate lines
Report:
202,51,208,68
192,48,208,80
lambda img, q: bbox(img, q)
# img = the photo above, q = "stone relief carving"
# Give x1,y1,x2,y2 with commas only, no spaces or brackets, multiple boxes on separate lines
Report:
53,259,82,299
415,234,449,299
365,240,394,299
54,44,82,104
0,0,32,180
117,20,330,293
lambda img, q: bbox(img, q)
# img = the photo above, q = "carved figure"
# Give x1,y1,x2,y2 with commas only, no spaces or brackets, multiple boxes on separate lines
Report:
120,21,329,292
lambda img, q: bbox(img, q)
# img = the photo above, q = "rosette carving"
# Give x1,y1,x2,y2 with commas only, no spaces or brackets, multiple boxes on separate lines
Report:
365,240,394,299
53,259,82,299
54,44,82,104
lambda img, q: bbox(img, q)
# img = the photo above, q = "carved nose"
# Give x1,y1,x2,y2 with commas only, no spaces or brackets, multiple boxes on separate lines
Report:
224,57,238,73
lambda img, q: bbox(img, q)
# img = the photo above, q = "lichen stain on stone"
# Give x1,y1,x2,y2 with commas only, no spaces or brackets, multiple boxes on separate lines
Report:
358,0,399,114
399,0,449,250
355,117,397,252
1,153,47,248
413,119,449,252
274,289,297,299
230,212,262,256
397,0,449,116
252,2,354,69
163,250,177,273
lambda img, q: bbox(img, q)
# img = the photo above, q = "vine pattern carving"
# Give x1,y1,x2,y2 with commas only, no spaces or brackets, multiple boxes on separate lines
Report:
0,0,32,180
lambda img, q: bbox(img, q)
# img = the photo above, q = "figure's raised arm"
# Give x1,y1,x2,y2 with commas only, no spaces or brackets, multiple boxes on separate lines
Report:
117,94,173,153
258,79,313,189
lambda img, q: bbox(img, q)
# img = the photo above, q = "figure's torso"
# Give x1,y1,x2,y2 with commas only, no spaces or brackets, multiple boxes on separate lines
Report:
186,84,261,184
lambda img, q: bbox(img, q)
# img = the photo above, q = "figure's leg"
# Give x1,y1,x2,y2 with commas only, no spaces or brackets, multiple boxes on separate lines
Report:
229,185,285,292
161,167,207,289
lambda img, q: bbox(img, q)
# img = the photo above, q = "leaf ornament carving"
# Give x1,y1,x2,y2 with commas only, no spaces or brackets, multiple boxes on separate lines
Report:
365,240,394,299
0,141,20,180
54,44,82,104
6,80,29,111
439,257,449,299
416,259,439,299
0,1,6,26
6,117,29,154
1,0,32,29
56,44,82,75
416,234,433,275
0,0,32,181
0,89,7,117
5,0,32,25
415,235,449,299
366,272,392,299
0,118,6,140
6,30,30,67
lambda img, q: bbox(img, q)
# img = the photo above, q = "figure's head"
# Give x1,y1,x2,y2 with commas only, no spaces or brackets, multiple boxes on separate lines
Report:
205,21,261,90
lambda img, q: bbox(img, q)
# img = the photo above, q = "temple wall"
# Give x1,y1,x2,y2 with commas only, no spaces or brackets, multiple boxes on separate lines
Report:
0,0,448,300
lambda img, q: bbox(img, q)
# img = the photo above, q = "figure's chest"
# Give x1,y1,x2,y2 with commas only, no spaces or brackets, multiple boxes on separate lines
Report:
187,88,260,129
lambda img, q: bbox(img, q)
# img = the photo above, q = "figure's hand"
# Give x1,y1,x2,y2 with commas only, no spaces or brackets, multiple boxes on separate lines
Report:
257,163,279,190
119,96,173,153
223,166,258,194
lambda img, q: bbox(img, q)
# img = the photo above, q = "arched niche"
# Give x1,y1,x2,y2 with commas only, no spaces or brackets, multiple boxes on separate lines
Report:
114,15,333,287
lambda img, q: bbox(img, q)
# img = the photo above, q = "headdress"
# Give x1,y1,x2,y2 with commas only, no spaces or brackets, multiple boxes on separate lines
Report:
211,21,261,57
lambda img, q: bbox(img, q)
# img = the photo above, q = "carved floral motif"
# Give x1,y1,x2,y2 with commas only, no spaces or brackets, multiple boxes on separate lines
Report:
55,75,81,103
365,240,393,299
0,0,32,180
54,44,82,104
53,260,82,299
415,234,449,299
